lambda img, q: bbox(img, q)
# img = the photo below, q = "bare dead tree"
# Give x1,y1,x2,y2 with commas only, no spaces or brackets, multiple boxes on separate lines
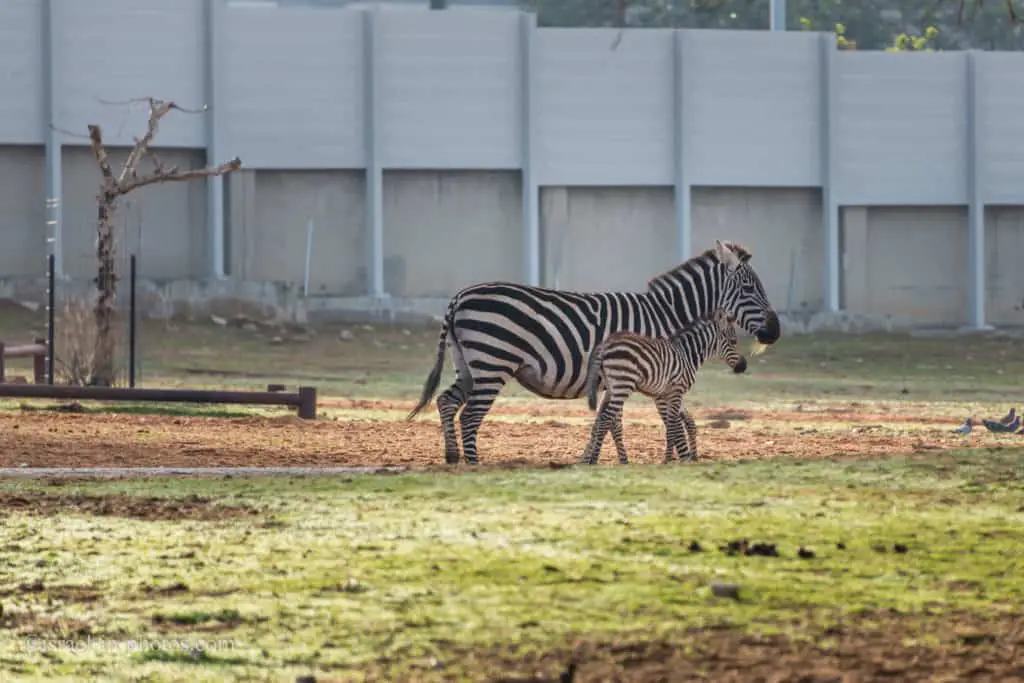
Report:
82,97,242,386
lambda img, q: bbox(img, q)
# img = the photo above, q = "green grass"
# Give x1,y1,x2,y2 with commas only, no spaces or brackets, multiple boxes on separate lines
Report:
1,450,1023,681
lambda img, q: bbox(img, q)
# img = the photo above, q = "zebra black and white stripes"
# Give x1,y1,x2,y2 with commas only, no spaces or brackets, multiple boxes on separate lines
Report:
407,240,780,465
580,309,747,465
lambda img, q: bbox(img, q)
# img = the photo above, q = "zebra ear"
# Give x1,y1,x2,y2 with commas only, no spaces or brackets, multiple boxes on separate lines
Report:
714,240,741,271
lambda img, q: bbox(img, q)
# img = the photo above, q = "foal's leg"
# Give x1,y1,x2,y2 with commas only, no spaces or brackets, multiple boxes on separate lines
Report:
655,392,685,463
677,403,699,462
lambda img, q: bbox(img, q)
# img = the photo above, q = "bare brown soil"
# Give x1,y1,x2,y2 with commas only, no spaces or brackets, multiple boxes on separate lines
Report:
0,399,1013,470
0,490,258,520
382,612,1024,682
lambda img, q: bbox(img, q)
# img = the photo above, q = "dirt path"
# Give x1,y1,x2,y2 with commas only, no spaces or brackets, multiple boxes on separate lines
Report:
0,401,1010,470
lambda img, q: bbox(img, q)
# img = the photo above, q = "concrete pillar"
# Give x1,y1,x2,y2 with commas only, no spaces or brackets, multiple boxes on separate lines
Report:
520,11,540,286
840,206,868,313
672,30,692,263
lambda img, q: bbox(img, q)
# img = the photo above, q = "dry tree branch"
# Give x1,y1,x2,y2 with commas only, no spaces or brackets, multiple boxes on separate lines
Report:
121,158,242,193
86,96,242,197
87,125,117,188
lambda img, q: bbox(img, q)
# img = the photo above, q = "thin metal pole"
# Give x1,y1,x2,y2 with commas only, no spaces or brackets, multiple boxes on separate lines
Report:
46,253,55,385
129,254,137,388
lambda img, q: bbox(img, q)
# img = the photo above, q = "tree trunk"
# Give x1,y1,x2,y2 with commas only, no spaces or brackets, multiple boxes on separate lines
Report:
92,194,118,387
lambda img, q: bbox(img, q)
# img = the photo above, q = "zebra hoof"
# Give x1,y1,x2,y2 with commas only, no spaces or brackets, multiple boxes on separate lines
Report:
679,453,698,463
463,457,479,465
444,453,460,465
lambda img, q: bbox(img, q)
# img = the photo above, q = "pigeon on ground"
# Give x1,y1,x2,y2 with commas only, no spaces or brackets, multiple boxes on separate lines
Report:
983,414,1021,433
953,418,973,435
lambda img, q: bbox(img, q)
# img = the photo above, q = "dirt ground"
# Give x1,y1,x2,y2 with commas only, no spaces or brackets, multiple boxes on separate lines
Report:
0,398,1014,469
406,611,1024,683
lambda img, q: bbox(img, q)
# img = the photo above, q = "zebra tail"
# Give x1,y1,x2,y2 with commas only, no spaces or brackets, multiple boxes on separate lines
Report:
406,297,457,420
586,344,604,412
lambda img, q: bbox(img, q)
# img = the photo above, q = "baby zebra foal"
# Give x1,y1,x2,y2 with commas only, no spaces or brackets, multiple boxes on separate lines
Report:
580,309,747,465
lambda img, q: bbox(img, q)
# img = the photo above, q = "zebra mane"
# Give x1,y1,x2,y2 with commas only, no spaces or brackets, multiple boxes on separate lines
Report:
645,241,753,292
668,309,721,341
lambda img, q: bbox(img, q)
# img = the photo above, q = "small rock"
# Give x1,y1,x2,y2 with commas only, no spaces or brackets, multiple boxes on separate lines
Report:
893,543,909,554
295,676,317,683
210,315,227,326
242,322,258,332
338,329,354,341
269,336,284,345
836,542,847,550
798,547,816,559
687,540,702,553
18,300,40,312
402,329,412,336
710,582,740,599
707,419,731,429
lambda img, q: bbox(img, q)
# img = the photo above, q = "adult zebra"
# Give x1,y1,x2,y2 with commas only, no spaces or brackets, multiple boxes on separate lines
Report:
407,240,781,464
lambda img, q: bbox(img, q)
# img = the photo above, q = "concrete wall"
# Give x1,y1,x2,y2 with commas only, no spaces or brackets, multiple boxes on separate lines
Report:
59,146,208,280
540,187,675,292
0,146,46,277
842,206,1024,326
2,4,1024,327
692,188,824,313
383,171,522,297
227,169,366,294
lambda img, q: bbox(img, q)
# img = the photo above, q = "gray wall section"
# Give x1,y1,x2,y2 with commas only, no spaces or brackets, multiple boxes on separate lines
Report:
383,171,523,297
540,187,676,292
0,146,46,277
538,186,823,312
984,207,1024,325
59,146,208,280
692,188,824,313
227,169,367,294
842,205,1024,325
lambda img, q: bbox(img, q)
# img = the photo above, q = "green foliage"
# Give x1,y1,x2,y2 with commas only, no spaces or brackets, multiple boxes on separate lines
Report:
800,16,941,51
888,25,942,51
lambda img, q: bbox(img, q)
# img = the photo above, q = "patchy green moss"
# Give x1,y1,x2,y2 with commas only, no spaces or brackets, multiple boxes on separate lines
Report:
0,450,1023,681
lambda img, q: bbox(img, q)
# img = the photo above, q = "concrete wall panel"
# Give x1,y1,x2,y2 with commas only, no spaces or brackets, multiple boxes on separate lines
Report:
230,170,366,294
0,0,43,144
534,29,675,186
383,170,522,297
540,186,676,292
835,52,968,206
378,10,521,169
222,6,365,168
55,0,205,148
985,206,1024,324
684,31,822,187
0,145,46,276
60,146,208,279
691,187,824,313
845,206,967,324
977,54,1024,204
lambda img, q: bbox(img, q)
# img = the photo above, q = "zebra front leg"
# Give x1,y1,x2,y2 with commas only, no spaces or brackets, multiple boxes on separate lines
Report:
458,375,508,464
677,405,699,463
